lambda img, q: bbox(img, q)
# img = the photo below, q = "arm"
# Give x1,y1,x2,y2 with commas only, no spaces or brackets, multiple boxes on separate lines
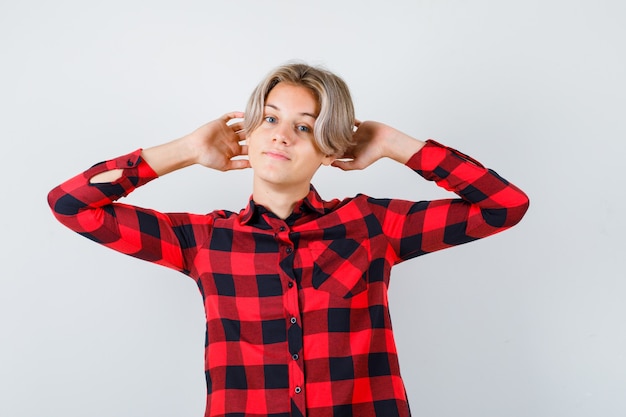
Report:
331,120,426,169
334,121,530,262
91,112,249,182
47,113,249,272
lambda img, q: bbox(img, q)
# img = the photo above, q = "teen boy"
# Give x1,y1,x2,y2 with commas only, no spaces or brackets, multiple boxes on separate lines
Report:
48,63,529,417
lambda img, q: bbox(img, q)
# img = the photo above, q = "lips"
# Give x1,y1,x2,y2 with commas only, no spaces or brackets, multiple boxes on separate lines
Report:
263,150,291,160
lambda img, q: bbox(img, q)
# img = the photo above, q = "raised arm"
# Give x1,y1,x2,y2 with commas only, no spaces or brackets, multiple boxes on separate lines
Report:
47,113,249,273
331,120,426,170
90,112,249,183
334,120,530,262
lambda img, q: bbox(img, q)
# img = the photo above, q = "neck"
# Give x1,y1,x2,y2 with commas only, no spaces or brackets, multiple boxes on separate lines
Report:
252,178,310,220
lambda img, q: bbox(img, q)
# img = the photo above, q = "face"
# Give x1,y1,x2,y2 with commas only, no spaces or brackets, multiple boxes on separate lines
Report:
247,82,334,192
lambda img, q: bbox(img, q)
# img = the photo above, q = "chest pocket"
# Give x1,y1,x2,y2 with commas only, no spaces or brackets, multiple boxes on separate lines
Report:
307,238,370,298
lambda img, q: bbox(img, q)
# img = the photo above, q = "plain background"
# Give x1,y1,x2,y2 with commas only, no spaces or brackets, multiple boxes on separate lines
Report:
1,1,625,416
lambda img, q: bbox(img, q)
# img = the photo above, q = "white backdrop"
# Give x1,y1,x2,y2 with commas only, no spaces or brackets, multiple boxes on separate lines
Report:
1,1,625,416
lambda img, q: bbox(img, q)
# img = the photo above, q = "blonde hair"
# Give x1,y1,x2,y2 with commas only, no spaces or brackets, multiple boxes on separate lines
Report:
244,62,355,156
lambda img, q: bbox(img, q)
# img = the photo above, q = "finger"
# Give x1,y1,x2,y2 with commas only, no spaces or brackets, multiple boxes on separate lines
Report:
226,159,251,171
331,160,357,171
239,144,248,155
230,121,245,132
222,111,245,123
227,138,244,156
334,154,354,162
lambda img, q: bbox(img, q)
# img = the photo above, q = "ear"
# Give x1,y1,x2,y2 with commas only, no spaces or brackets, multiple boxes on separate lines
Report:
321,154,337,166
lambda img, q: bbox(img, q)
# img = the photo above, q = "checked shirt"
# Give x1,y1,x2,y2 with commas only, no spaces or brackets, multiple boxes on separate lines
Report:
48,139,529,417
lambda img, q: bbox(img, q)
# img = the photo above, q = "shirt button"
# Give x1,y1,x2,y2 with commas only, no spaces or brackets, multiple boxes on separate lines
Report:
290,317,297,324
295,386,302,394
288,282,294,288
292,353,299,360
286,247,293,254
127,159,133,167
279,226,286,232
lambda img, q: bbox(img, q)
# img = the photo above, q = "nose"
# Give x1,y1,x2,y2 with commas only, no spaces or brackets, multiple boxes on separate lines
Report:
273,123,291,145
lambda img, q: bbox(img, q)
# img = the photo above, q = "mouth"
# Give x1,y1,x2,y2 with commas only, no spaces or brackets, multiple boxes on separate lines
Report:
263,150,291,161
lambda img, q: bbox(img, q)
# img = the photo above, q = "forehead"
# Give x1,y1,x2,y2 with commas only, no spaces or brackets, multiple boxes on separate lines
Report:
265,82,319,114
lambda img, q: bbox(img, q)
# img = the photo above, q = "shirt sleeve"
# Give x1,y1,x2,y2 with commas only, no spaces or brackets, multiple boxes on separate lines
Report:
368,139,530,263
47,149,210,274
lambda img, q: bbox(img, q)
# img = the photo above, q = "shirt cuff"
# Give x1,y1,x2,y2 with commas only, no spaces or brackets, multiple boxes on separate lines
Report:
405,139,485,173
85,149,159,198
88,148,159,179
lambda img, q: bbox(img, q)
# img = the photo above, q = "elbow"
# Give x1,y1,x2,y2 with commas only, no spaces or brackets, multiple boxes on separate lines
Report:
47,187,61,216
47,186,87,218
513,187,530,221
510,195,530,227
47,187,59,213
504,192,530,228
482,192,530,229
520,193,530,218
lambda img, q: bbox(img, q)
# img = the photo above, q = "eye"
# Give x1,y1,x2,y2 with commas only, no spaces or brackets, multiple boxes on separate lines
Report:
264,116,277,123
297,125,312,133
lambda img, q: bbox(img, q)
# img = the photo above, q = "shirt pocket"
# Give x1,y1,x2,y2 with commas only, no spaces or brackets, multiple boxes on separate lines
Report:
307,238,370,299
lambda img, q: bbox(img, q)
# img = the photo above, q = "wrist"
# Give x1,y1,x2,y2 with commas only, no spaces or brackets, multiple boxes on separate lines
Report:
384,131,425,164
179,133,204,166
141,135,199,176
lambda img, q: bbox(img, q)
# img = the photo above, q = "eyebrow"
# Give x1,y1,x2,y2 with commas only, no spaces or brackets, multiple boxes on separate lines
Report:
265,103,318,120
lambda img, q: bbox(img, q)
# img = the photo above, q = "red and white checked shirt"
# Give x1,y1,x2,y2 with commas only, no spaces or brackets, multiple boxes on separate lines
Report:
48,140,529,417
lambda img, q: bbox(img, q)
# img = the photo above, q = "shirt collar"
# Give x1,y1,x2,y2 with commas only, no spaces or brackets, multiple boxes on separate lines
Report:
239,185,327,225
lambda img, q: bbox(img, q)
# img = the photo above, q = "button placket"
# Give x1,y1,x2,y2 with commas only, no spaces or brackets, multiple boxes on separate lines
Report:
273,223,294,256
273,220,303,407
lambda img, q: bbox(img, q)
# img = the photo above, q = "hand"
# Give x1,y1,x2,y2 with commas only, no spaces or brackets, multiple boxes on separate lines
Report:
186,112,250,171
91,113,250,183
331,120,425,171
